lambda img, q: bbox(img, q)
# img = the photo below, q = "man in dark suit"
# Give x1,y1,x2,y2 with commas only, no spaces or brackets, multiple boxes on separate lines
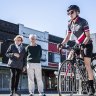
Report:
6,35,26,96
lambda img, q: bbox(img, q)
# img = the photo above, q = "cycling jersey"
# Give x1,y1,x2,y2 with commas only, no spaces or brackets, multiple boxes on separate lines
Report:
68,16,92,44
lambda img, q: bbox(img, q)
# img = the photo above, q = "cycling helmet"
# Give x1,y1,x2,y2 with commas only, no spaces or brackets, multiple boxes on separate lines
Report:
67,5,80,13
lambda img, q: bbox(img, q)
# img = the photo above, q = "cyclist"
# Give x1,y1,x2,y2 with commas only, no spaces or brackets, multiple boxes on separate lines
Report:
58,5,95,96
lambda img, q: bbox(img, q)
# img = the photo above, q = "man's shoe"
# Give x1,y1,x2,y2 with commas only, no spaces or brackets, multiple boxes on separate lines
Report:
39,93,46,96
10,91,14,96
15,91,21,96
81,90,87,94
29,93,34,96
88,87,95,96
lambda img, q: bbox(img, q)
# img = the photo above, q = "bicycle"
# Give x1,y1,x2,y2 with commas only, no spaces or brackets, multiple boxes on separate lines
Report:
58,43,96,96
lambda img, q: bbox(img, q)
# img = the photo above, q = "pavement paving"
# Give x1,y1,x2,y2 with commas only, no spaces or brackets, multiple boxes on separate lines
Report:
0,94,96,96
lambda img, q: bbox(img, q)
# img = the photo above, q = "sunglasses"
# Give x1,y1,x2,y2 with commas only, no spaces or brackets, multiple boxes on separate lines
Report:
67,11,74,15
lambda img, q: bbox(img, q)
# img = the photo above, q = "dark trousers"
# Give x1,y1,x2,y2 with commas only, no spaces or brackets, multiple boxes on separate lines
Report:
10,68,21,92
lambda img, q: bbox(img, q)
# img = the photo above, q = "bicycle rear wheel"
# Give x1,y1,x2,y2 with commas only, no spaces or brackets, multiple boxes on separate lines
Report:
91,59,96,73
58,60,77,96
93,65,96,73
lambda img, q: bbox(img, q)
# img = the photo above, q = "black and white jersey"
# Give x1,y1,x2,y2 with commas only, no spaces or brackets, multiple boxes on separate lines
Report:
68,16,92,44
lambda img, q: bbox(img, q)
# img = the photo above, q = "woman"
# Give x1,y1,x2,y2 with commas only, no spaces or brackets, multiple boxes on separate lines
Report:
6,35,26,96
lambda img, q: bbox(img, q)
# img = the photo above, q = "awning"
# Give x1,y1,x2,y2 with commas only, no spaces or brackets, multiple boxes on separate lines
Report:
42,66,58,71
0,63,9,68
0,63,58,71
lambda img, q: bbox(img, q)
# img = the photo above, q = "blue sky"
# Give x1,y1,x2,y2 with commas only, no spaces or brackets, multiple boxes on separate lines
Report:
0,0,96,37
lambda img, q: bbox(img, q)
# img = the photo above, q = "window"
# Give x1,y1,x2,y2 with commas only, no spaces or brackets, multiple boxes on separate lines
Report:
3,73,10,89
20,75,28,89
0,70,10,90
41,54,46,61
61,54,66,62
41,50,47,61
48,52,60,63
1,40,13,63
0,74,2,89
48,52,53,62
0,42,2,54
53,53,60,63
0,41,3,62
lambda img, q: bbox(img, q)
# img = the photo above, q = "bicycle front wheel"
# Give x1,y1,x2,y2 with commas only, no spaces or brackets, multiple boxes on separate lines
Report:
58,60,77,96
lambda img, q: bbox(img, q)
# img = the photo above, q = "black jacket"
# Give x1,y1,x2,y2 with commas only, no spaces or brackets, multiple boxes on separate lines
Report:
6,44,26,70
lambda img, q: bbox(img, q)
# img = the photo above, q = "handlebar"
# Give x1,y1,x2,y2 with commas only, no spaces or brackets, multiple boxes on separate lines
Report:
61,44,81,50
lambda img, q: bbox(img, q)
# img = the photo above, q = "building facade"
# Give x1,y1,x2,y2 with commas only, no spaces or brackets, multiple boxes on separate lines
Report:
0,20,64,92
0,19,96,93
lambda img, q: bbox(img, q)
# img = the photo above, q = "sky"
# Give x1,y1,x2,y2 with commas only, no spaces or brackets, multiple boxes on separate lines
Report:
0,0,96,38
